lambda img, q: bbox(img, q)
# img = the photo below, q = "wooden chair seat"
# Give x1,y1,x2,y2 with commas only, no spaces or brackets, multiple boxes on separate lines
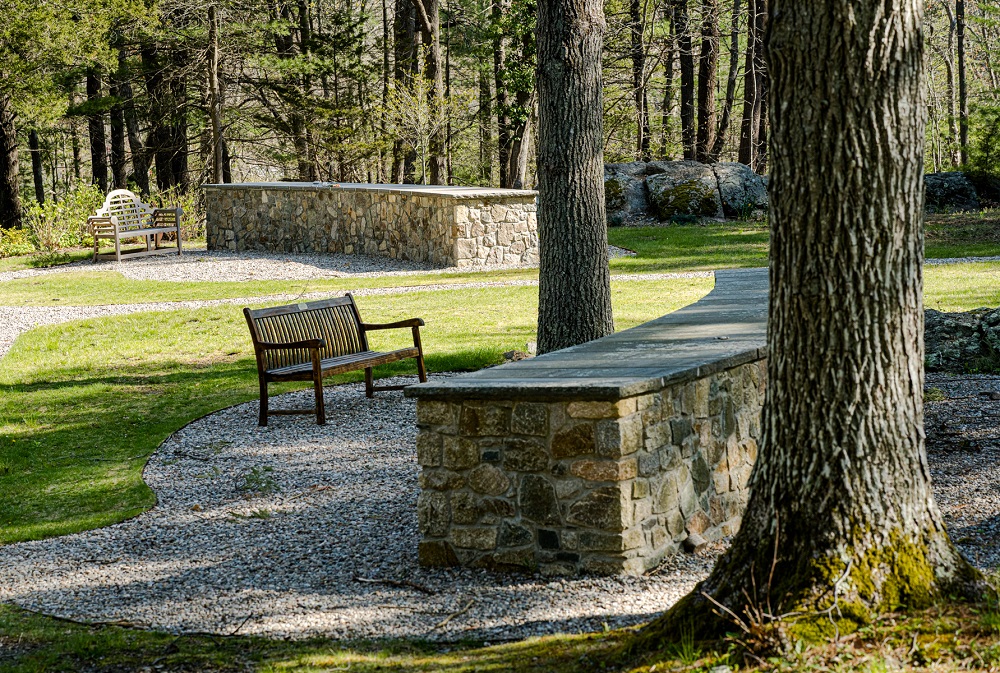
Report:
243,294,427,426
265,347,421,379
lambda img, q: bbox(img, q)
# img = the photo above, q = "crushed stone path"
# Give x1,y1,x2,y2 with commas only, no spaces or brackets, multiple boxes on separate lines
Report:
0,381,719,642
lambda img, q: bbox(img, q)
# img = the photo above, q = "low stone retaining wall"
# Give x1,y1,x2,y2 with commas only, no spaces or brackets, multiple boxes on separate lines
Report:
203,182,539,268
406,269,769,575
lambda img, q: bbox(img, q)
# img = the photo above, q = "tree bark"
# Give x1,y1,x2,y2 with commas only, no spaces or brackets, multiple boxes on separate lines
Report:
392,0,419,183
675,0,696,160
412,0,446,185
208,5,225,184
29,129,44,204
637,0,978,643
494,0,513,187
957,0,968,165
660,11,675,158
696,0,719,162
109,73,127,190
630,0,651,159
536,0,613,354
87,68,109,193
737,0,765,169
0,94,21,229
708,0,740,161
479,60,494,184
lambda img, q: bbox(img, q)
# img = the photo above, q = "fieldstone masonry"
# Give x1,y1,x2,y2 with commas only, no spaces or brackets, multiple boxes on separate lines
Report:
407,268,770,576
203,182,538,267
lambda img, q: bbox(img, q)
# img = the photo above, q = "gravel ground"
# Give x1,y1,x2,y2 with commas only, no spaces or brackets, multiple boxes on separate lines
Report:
0,380,718,641
925,373,1000,571
0,245,636,284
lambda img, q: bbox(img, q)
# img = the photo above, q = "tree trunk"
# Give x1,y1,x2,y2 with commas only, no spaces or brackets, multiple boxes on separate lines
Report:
957,0,968,166
494,0,512,186
109,75,127,190
737,0,765,168
0,94,20,229
413,0,446,185
536,0,613,354
696,0,719,162
660,10,675,158
87,68,109,193
708,0,740,161
675,0,696,160
29,129,45,204
630,0,651,159
208,6,225,184
637,0,978,643
119,47,151,197
392,0,418,183
479,60,494,184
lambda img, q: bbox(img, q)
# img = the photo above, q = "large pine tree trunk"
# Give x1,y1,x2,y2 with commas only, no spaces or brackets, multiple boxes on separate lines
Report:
737,0,764,168
695,0,718,162
0,94,20,229
87,69,109,193
630,0,651,160
675,0,696,160
392,0,418,183
536,0,613,354
708,0,740,161
957,0,968,165
118,48,151,197
638,0,978,642
412,0,446,185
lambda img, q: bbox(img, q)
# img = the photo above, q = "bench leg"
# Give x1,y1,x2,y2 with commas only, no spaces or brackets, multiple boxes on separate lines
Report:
258,378,269,427
416,353,428,383
114,235,122,262
313,375,326,425
364,367,374,398
176,227,183,256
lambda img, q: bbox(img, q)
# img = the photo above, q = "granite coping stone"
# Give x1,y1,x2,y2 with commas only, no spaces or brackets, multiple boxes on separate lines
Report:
405,268,769,401
203,182,538,200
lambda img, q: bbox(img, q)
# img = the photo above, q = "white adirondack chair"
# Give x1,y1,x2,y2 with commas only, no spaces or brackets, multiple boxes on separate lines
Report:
87,189,183,262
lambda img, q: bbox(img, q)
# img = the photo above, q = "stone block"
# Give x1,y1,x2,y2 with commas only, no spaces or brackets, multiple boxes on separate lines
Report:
567,487,624,530
567,401,627,419
416,432,442,467
419,540,459,566
569,459,637,482
452,527,498,550
417,401,455,427
460,404,511,436
655,474,679,514
452,491,484,524
552,423,596,458
499,522,534,547
632,479,650,499
637,450,661,477
502,437,549,472
580,557,627,575
686,511,711,536
518,475,562,525
418,469,464,491
691,454,711,495
443,436,481,470
468,464,511,495
489,548,536,571
484,498,516,518
417,491,450,537
511,402,549,436
538,529,560,549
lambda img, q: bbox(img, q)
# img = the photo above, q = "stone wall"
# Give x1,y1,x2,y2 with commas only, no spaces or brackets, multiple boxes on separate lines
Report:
203,183,538,268
415,358,765,576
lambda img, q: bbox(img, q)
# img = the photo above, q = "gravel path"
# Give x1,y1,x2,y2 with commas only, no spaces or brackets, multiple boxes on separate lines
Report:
0,381,718,641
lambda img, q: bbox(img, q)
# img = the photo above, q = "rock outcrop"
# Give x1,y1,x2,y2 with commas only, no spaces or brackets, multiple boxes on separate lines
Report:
926,307,1000,372
924,172,981,212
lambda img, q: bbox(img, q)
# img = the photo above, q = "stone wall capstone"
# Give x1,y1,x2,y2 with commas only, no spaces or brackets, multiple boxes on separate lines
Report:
203,183,539,268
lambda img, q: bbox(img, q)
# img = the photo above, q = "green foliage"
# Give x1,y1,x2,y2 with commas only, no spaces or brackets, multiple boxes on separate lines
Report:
968,105,1000,175
24,183,104,252
0,227,36,258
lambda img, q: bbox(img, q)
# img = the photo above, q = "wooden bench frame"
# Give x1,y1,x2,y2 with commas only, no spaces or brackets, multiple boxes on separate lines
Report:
243,294,427,426
88,189,183,262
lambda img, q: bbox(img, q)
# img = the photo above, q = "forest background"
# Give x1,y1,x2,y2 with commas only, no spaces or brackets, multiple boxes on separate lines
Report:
2,0,999,240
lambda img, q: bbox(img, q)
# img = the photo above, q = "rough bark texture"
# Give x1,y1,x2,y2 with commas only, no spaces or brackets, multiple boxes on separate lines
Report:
708,0,740,161
696,0,719,162
392,0,419,183
536,0,614,354
675,0,696,160
119,47,151,197
0,94,20,228
737,0,765,170
630,0,651,159
637,0,978,644
208,6,225,184
957,0,968,166
413,0,446,185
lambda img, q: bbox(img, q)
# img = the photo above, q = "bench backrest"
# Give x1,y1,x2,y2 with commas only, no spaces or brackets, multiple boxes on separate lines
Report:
94,190,153,230
244,295,370,371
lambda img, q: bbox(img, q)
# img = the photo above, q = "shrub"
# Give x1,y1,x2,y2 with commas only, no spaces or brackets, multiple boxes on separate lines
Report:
0,227,36,258
24,184,105,252
147,188,205,241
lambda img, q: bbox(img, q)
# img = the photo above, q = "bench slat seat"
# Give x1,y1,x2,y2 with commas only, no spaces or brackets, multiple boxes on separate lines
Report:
244,294,427,425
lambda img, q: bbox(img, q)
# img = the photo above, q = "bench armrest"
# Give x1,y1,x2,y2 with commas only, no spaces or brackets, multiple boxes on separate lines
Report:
360,318,425,331
152,207,183,216
257,338,325,350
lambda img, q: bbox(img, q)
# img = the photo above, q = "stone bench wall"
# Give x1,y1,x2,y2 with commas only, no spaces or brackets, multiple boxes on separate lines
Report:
203,183,538,268
415,357,765,576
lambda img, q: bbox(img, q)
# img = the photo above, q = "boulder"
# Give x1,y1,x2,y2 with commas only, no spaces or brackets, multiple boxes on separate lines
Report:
604,162,651,225
645,161,724,220
925,307,991,371
924,172,980,212
711,162,768,218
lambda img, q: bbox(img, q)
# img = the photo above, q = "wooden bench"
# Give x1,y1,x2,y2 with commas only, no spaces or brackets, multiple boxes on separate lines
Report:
243,295,427,426
88,189,183,262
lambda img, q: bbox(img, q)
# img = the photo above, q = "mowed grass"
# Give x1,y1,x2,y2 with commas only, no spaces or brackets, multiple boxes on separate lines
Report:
0,278,711,544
